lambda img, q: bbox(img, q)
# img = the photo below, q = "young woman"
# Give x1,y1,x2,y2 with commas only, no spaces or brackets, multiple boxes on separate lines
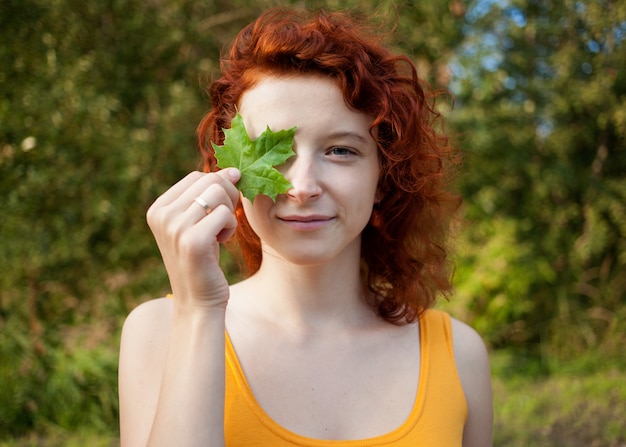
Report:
118,7,493,447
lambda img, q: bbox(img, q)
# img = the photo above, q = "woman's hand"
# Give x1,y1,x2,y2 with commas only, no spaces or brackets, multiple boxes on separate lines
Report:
146,168,241,311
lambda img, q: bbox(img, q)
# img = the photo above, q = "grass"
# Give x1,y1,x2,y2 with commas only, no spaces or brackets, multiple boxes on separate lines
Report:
492,351,626,446
0,430,119,447
1,351,624,446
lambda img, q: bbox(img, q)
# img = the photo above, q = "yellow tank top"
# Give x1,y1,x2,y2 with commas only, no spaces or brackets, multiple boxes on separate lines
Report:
224,309,467,446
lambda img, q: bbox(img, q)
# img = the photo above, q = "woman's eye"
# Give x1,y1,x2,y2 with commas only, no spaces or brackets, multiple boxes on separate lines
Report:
328,147,355,156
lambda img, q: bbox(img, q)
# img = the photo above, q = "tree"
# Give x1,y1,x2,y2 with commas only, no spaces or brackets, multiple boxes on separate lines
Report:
445,0,626,359
0,0,275,434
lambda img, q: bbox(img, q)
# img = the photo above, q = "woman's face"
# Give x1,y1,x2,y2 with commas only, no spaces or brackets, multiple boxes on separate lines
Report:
238,74,380,267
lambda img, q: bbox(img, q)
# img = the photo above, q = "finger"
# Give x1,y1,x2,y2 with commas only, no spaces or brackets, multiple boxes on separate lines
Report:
192,196,212,215
214,205,239,243
151,168,240,209
182,204,238,252
168,169,241,215
209,168,241,208
186,183,235,223
147,173,205,230
151,171,207,209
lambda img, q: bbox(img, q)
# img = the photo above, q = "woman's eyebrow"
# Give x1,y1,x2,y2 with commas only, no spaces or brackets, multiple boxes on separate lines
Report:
325,131,370,144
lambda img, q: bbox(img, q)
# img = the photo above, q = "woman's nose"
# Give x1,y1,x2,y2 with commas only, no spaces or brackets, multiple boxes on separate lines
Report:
284,155,322,202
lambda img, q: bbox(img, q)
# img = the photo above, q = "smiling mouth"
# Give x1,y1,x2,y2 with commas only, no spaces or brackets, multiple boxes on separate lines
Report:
277,215,335,230
278,215,333,222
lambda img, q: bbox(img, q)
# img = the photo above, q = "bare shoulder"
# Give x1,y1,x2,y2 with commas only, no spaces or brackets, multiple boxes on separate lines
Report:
450,317,494,447
121,298,174,356
450,317,489,367
119,298,173,446
119,297,174,384
122,297,174,336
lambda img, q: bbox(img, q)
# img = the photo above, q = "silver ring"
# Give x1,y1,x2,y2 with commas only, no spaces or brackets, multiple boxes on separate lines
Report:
194,197,212,214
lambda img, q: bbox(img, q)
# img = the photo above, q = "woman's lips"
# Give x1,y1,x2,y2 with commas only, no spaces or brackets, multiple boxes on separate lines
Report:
277,214,335,231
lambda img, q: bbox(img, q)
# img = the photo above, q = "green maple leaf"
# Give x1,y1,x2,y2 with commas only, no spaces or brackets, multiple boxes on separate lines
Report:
212,113,296,203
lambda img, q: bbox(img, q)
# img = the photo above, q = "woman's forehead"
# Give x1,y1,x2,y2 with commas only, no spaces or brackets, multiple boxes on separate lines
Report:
238,74,374,140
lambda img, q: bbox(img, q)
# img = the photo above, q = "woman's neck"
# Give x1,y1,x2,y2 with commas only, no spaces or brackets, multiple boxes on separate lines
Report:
229,245,377,334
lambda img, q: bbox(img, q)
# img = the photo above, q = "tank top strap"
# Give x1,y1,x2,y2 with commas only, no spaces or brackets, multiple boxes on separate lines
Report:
223,309,467,446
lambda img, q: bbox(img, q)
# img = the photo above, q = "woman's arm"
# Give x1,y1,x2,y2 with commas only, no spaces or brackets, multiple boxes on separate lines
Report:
119,299,227,447
451,318,494,447
118,169,240,447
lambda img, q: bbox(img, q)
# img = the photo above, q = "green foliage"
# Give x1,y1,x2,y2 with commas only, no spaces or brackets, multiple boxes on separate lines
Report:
491,351,626,446
0,430,119,447
442,216,555,345
0,0,280,437
0,322,35,434
0,317,119,436
213,113,296,202
446,0,626,358
1,0,625,441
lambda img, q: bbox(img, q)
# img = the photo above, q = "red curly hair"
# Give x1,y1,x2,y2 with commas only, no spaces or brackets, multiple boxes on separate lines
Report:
197,7,461,324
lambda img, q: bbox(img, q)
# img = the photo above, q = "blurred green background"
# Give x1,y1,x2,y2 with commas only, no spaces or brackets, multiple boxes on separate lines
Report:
1,0,624,445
